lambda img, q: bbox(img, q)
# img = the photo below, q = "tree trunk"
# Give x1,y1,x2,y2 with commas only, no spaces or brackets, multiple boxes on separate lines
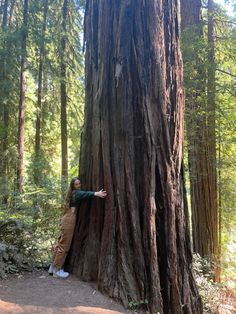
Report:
41,71,48,146
1,0,8,28
17,0,28,193
0,0,5,24
0,0,9,204
207,0,219,279
9,0,15,25
34,0,48,185
66,1,202,313
217,114,222,282
60,0,69,191
181,0,202,28
181,0,218,263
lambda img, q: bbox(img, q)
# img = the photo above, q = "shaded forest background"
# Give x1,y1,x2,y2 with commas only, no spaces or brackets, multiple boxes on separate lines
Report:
0,0,235,312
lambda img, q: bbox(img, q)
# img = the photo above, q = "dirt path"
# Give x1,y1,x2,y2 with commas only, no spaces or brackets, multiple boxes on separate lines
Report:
0,270,127,314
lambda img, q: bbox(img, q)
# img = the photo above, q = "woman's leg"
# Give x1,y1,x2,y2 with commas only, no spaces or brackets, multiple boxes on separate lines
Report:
52,207,77,270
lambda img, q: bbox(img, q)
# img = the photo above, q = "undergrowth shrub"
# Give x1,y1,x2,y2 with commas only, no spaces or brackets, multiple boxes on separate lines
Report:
0,178,62,275
192,253,222,313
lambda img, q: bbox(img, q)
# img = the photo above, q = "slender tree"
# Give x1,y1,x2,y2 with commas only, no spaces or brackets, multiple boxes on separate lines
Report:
60,0,69,190
17,0,28,193
207,0,219,279
0,0,9,204
0,0,5,23
207,0,218,256
8,0,15,25
1,0,8,27
66,1,202,313
34,0,48,185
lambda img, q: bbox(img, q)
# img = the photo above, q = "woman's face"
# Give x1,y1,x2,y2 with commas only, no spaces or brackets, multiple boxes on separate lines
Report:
74,179,81,190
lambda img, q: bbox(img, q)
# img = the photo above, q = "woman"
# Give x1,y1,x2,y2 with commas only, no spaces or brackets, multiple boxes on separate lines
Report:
48,176,107,278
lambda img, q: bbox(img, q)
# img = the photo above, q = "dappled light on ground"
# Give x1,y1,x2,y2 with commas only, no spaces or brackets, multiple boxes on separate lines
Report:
0,271,126,314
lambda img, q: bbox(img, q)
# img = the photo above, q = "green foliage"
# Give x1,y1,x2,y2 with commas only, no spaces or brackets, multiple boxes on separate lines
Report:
192,253,234,313
0,243,31,278
0,0,85,206
128,299,148,314
0,177,62,271
214,5,236,290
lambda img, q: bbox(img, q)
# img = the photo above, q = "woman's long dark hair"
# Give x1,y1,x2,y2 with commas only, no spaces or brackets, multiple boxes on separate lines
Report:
64,176,80,208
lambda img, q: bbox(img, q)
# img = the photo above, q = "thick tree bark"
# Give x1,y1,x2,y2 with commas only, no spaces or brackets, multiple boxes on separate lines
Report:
181,0,202,28
17,0,28,193
34,0,48,185
60,0,69,190
181,0,218,262
66,1,202,313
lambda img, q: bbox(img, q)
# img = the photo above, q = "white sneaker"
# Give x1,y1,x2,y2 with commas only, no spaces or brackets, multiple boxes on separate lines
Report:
48,264,54,275
53,268,70,278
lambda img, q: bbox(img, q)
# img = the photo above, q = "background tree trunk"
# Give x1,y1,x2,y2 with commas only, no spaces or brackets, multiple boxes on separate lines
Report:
66,1,202,313
0,0,9,204
34,0,48,185
60,0,69,191
207,0,219,278
1,0,8,28
17,0,28,193
0,0,5,24
9,0,15,25
181,0,218,263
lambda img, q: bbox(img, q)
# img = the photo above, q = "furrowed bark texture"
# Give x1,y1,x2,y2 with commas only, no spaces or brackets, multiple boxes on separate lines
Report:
66,1,202,313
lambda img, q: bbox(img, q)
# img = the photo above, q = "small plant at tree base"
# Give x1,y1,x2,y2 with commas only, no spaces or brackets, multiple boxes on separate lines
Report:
128,299,148,313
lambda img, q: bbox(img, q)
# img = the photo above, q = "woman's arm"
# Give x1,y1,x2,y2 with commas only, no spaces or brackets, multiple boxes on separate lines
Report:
73,189,107,204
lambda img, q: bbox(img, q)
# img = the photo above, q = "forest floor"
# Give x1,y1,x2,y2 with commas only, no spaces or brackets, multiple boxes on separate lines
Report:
0,270,235,314
0,270,127,314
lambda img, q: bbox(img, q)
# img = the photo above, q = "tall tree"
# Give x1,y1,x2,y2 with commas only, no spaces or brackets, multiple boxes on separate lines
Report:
60,0,69,190
207,0,218,260
0,0,5,24
0,0,9,204
17,0,28,193
181,0,218,262
0,0,16,204
66,1,202,313
1,0,8,28
8,0,15,25
34,0,49,185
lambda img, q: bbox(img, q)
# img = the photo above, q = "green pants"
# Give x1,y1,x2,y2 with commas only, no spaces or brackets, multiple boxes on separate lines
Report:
52,206,77,269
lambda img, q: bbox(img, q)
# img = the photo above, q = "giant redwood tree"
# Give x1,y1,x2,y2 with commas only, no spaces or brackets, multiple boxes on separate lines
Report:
66,1,202,313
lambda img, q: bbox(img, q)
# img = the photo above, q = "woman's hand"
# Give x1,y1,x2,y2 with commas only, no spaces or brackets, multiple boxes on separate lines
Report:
95,189,107,198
